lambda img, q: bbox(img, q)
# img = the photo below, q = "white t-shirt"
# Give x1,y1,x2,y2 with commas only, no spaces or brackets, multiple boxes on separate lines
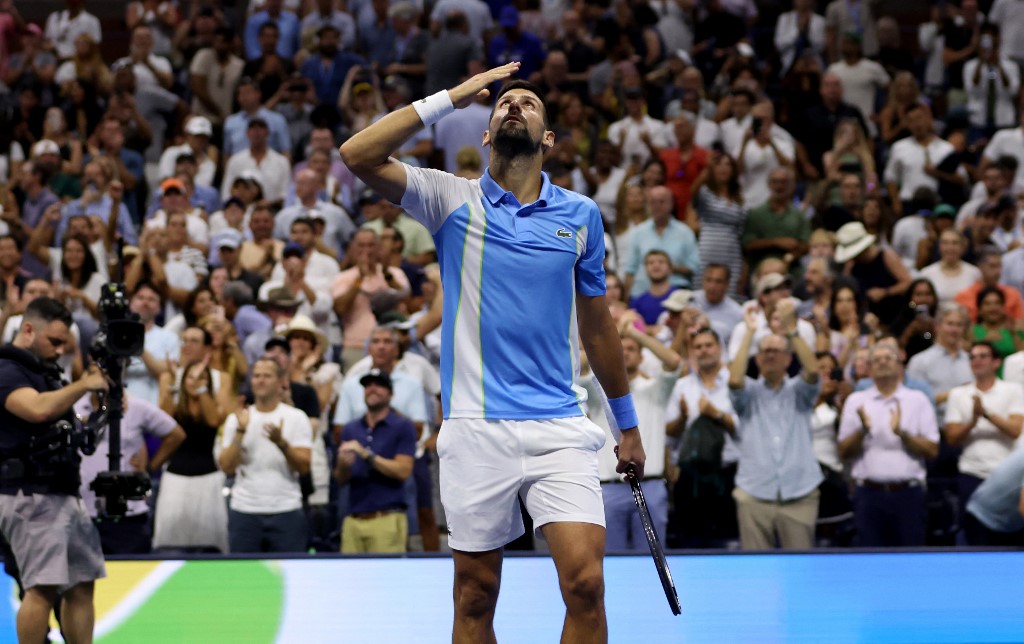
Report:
919,262,983,305
734,131,796,209
112,54,173,92
145,208,211,246
883,136,956,202
981,127,1024,195
826,59,890,137
221,403,313,514
945,379,1024,479
606,115,672,168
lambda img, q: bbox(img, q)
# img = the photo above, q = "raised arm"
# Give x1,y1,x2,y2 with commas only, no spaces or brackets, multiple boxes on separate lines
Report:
339,63,521,204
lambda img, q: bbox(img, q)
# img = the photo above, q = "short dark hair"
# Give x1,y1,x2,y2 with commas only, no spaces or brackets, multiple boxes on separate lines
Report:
970,340,1000,359
0,234,23,252
265,336,291,354
704,263,731,280
258,21,280,35
492,80,550,128
291,217,316,232
976,285,1005,311
24,297,72,328
691,327,721,345
185,325,213,346
134,281,165,305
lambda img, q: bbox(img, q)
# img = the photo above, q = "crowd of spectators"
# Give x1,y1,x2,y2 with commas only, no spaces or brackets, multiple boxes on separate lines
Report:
1,0,1023,554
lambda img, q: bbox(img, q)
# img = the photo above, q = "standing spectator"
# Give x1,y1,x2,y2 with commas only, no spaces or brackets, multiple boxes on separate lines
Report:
222,78,292,159
487,7,546,82
270,220,341,294
623,185,701,297
743,167,809,273
835,222,912,324
244,0,299,61
607,86,672,169
361,197,435,266
824,0,879,61
964,23,1021,143
159,117,218,189
258,240,334,330
693,155,746,296
240,205,284,280
6,23,57,93
221,119,291,205
424,12,484,96
906,303,973,426
729,300,823,549
219,358,312,553
113,25,173,91
798,73,869,179
978,114,1024,197
692,264,744,346
588,311,680,552
154,357,230,553
434,93,491,176
825,32,890,137
727,272,818,362
335,369,417,553
943,0,984,99
734,102,795,209
919,230,982,305
666,327,740,548
719,88,756,157
189,26,244,129
86,118,145,225
775,0,827,75
945,340,1024,538
658,113,709,223
989,0,1024,67
44,0,101,61
125,283,181,405
883,104,956,217
332,229,410,369
78,393,185,554
955,249,1024,323
428,0,494,45
838,343,939,546
241,22,295,101
300,24,366,107
275,169,355,256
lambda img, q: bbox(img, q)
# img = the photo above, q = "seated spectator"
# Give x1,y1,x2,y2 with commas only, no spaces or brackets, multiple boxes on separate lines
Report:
221,280,270,347
914,203,956,270
124,225,199,313
729,300,823,550
243,287,299,367
146,178,211,252
825,285,871,371
838,343,939,547
823,118,877,189
54,34,111,95
219,358,312,554
56,158,137,246
335,369,417,554
200,313,248,391
77,391,183,555
300,0,356,54
154,357,229,553
878,72,923,147
113,24,173,91
165,285,219,337
241,21,295,101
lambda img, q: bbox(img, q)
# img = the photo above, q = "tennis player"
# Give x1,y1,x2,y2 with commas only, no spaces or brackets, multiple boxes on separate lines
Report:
340,62,645,643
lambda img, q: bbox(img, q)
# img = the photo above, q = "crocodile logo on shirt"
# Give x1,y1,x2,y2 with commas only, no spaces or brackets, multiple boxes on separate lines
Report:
555,228,573,239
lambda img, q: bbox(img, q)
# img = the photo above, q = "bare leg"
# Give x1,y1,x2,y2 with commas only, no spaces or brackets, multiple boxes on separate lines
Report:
452,548,503,644
59,581,95,644
542,522,608,644
419,507,440,552
18,586,58,644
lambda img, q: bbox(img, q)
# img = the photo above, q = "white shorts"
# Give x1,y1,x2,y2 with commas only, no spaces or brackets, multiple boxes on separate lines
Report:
437,416,606,552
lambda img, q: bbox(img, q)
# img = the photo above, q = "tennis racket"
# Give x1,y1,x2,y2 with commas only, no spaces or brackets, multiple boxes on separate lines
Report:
626,464,682,615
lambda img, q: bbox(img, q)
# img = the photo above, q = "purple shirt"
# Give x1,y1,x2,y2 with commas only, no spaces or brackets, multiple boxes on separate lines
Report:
838,384,939,483
20,188,60,277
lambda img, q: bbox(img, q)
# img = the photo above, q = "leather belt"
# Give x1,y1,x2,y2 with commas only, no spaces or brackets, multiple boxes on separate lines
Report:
859,479,921,492
602,476,662,485
350,509,402,520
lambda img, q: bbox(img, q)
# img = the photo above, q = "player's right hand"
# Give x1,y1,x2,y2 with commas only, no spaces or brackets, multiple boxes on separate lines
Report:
448,62,521,108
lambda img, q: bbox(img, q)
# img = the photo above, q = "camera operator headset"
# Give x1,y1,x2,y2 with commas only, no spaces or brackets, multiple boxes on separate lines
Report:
0,297,108,644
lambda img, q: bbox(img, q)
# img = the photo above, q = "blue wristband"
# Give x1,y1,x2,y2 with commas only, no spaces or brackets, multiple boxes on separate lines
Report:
607,393,639,430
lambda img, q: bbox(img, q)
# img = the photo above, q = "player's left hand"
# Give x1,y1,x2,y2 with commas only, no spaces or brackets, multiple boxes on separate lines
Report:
615,428,646,479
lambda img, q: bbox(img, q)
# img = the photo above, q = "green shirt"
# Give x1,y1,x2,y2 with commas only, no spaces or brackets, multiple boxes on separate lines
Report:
362,212,436,259
742,202,810,269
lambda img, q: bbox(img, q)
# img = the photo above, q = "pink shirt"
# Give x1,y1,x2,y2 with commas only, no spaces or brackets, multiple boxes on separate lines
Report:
838,384,939,482
331,265,410,349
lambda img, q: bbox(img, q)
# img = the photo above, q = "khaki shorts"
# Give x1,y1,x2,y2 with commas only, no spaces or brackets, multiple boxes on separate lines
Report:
437,416,606,552
0,492,106,591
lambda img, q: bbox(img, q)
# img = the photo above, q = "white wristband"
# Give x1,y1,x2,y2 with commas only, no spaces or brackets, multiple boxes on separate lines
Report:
412,90,455,126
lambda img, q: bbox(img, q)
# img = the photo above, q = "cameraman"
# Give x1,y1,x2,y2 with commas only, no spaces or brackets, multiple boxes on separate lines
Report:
0,297,109,643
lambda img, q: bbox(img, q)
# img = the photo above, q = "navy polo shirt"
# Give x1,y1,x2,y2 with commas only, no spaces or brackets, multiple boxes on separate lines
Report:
342,409,417,514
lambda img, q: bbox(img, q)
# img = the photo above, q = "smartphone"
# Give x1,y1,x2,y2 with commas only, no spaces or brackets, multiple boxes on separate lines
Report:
829,368,843,382
751,117,763,133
